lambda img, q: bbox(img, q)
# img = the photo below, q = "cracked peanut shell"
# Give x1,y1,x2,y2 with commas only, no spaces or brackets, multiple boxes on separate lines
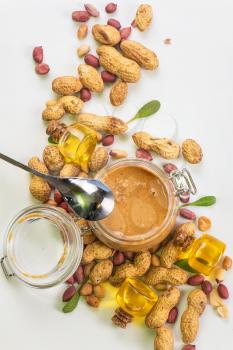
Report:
135,4,153,31
92,24,121,46
132,132,180,159
78,64,104,92
120,40,159,70
97,45,140,83
182,139,203,164
52,76,83,95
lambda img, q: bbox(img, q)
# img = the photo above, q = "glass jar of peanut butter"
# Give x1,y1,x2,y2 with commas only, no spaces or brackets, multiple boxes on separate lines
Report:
91,158,196,252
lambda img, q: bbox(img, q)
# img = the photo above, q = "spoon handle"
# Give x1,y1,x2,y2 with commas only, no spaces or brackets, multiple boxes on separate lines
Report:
0,152,49,180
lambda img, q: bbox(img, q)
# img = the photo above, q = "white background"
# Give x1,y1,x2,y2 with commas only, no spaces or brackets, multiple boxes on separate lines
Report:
0,0,232,349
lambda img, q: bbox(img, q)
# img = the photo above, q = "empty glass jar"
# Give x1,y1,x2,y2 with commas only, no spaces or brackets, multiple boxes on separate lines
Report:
1,205,83,288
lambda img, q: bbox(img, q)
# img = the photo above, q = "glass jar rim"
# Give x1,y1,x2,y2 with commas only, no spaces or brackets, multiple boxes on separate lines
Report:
91,158,177,244
2,205,83,288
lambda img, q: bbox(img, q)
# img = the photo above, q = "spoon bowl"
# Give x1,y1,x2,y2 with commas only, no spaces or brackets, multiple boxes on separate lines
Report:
57,177,115,220
0,152,115,221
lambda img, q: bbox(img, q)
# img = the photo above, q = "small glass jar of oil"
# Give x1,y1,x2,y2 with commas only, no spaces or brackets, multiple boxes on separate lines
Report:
58,123,97,173
178,234,226,275
112,278,158,327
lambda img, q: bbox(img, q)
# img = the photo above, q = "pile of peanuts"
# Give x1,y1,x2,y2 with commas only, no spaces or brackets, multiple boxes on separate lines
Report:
60,213,231,350
28,3,232,350
33,2,158,107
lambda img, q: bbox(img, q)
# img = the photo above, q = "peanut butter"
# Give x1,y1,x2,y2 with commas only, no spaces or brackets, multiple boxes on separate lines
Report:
101,165,168,236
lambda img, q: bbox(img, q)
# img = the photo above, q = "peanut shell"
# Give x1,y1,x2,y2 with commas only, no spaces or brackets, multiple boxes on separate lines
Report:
110,80,128,106
52,76,83,95
120,40,158,70
144,266,189,286
146,287,180,328
89,259,113,285
89,147,109,172
92,24,121,46
59,96,84,114
110,252,151,286
182,139,203,164
160,241,179,268
28,157,49,174
42,104,65,121
60,163,80,177
29,176,51,202
97,45,140,83
78,64,104,92
43,145,64,174
77,113,128,134
132,132,180,159
154,326,174,350
135,4,153,31
181,289,208,344
82,241,113,264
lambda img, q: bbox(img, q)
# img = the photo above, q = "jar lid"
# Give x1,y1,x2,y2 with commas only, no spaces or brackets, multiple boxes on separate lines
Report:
1,205,83,288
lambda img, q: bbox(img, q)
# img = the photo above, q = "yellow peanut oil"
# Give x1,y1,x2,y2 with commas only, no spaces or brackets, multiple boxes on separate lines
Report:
116,278,158,317
58,123,97,173
180,234,226,276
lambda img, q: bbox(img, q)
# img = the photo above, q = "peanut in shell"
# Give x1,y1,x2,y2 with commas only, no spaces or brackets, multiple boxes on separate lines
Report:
92,24,121,46
182,139,203,164
145,286,181,328
120,40,159,70
110,80,128,106
97,45,140,83
135,4,153,32
76,113,128,135
78,64,104,92
52,76,83,96
143,266,189,286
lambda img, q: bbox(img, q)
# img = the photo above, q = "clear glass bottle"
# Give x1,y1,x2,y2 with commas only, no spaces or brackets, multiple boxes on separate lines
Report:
58,123,97,173
1,205,83,288
112,278,158,328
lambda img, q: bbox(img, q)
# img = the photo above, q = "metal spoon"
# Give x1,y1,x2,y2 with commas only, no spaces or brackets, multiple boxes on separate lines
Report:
0,152,114,221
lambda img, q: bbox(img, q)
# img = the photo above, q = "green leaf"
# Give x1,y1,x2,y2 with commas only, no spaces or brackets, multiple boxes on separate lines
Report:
127,100,161,123
48,136,58,144
62,290,80,313
180,196,216,208
175,260,197,273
